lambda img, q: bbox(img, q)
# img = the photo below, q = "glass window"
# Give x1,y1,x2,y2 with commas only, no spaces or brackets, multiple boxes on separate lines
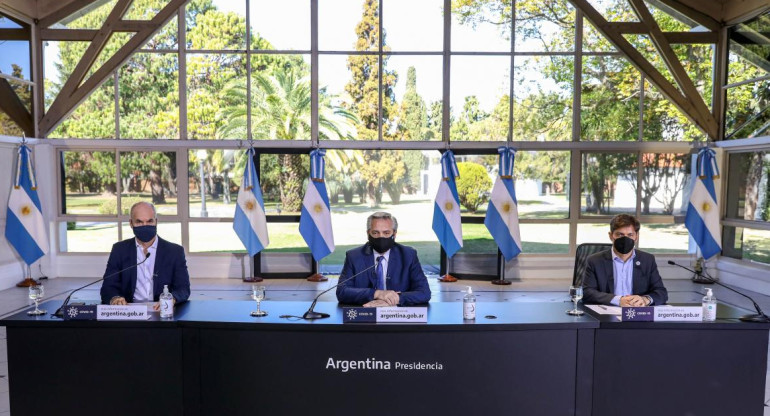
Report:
582,19,614,52
521,223,569,253
189,222,245,252
451,0,512,52
581,152,636,216
725,78,770,139
119,53,179,139
187,53,247,140
725,151,770,222
189,149,247,218
55,0,118,29
142,17,178,50
385,56,443,141
383,0,443,52
49,79,116,139
0,40,31,80
249,54,314,141
319,54,376,140
62,151,117,215
581,56,640,141
723,226,770,265
638,153,691,216
186,1,246,50
637,224,689,254
60,222,118,252
120,151,178,215
250,0,310,51
319,0,377,52
450,56,510,141
514,0,575,52
514,55,572,141
644,80,707,142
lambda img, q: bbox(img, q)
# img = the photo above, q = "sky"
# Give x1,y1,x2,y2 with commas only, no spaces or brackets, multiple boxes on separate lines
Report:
37,0,559,116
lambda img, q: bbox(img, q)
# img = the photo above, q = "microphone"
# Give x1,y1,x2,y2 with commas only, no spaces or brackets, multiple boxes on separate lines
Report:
668,260,770,323
53,252,152,318
295,262,379,320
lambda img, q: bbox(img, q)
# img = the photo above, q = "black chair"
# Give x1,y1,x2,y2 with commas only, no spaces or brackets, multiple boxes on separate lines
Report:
572,243,612,286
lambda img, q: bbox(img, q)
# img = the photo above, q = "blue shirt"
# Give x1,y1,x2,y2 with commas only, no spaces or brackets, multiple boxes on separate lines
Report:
610,249,636,306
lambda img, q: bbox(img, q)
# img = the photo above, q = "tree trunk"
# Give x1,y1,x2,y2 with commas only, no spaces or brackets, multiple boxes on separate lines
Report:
642,195,652,215
744,153,763,220
150,169,166,204
280,154,304,212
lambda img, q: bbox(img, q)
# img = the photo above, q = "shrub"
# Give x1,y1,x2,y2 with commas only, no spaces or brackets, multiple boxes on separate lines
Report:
456,162,492,213
99,197,147,215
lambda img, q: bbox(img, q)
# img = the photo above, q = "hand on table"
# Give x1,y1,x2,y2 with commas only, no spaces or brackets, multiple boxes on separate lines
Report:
373,290,400,306
110,296,127,305
620,295,649,307
364,299,390,307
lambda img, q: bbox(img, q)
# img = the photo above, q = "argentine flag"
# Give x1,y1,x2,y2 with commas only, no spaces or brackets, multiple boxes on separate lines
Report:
233,148,269,256
299,149,335,261
685,148,721,259
5,144,49,265
432,150,463,258
485,147,522,261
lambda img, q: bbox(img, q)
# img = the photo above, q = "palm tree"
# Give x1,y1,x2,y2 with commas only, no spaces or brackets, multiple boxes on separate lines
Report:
219,68,357,212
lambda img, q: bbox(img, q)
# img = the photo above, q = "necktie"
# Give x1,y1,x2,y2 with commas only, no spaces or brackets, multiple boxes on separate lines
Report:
376,256,385,290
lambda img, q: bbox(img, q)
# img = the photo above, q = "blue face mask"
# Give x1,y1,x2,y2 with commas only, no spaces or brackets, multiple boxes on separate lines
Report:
132,225,157,243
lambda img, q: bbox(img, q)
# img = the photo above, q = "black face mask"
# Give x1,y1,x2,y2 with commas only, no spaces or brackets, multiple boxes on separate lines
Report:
613,236,635,255
133,225,157,243
368,235,395,254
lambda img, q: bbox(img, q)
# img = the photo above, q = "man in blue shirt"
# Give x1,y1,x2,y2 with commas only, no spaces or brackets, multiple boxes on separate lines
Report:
582,214,668,306
336,212,431,306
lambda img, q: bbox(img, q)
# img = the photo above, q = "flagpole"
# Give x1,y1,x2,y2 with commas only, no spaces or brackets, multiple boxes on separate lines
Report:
16,263,38,287
490,249,511,285
306,260,328,282
438,247,457,283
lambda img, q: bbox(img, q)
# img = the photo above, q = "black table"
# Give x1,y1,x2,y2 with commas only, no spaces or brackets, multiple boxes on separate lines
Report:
2,300,767,416
585,303,769,416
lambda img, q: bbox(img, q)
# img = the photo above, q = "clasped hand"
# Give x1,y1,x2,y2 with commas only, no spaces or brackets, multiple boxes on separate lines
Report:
619,295,650,307
364,290,400,307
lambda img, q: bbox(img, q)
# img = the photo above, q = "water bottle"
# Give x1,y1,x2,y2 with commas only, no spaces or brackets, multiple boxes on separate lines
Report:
702,288,717,322
463,286,476,320
160,285,174,319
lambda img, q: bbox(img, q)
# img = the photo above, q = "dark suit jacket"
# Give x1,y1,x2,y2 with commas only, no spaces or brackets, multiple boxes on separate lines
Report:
100,237,191,304
582,249,668,306
336,243,431,306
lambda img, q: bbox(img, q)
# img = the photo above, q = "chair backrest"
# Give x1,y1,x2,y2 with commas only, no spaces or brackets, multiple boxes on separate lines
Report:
573,243,612,286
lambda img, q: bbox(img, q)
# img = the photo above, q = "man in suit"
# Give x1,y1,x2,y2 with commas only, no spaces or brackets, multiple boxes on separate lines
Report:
582,214,668,306
100,201,190,307
336,211,431,306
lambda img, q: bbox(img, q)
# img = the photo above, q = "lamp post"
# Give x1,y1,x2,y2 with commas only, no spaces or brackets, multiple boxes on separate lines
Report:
197,149,208,217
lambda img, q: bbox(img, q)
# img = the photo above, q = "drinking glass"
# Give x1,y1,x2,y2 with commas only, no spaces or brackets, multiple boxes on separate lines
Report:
250,285,267,317
28,285,46,315
567,285,584,316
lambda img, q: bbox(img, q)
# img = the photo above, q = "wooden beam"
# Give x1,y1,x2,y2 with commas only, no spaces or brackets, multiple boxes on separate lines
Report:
38,0,101,28
652,0,721,31
629,0,716,136
0,28,30,40
0,78,33,137
605,22,647,34
40,28,98,41
40,0,189,136
569,0,718,139
46,0,133,119
664,32,718,44
40,22,155,41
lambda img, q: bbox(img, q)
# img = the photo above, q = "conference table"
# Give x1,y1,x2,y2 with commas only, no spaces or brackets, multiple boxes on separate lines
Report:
2,300,767,416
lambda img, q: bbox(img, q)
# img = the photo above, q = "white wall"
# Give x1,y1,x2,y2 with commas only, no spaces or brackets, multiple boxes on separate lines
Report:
0,137,54,290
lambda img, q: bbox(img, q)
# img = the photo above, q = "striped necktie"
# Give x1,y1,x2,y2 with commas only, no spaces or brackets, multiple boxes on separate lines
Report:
376,256,385,290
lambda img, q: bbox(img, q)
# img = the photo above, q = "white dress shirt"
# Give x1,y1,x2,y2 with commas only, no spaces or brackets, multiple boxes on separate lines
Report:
133,237,158,302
